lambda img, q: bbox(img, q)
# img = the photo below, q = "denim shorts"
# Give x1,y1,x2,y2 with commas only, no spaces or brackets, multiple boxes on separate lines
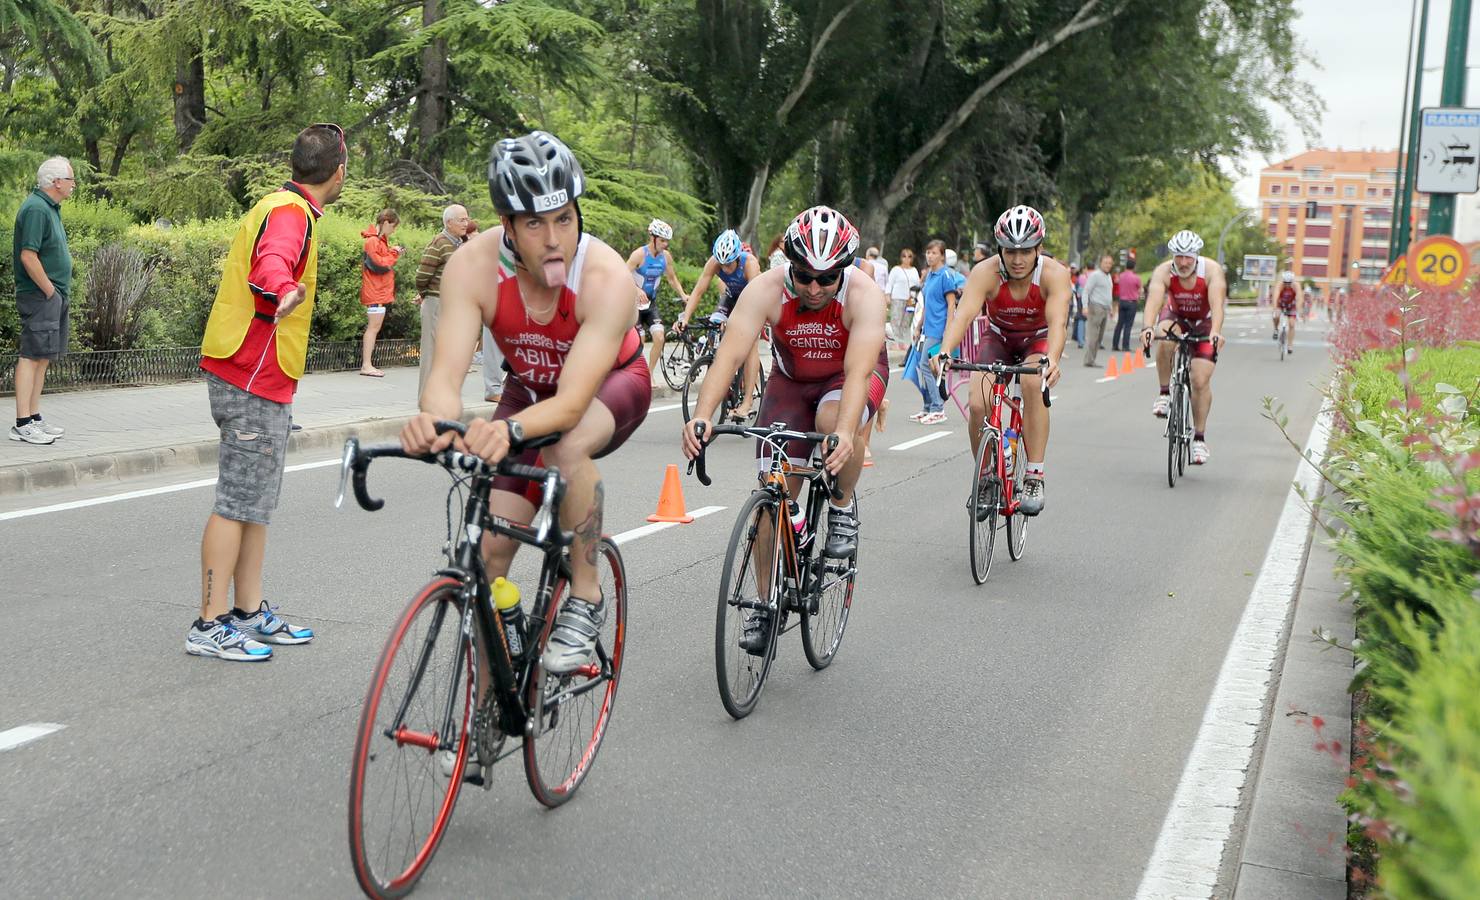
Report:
207,373,291,525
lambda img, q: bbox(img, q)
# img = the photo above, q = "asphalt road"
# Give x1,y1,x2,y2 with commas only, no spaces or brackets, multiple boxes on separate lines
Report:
0,306,1331,898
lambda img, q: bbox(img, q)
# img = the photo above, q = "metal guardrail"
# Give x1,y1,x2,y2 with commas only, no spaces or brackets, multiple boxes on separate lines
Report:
0,339,420,395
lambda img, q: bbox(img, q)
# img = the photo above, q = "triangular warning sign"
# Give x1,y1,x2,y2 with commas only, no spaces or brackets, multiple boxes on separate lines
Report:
1382,257,1408,285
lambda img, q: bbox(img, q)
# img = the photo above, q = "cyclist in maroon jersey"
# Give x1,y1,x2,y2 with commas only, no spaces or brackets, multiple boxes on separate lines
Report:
1272,270,1298,354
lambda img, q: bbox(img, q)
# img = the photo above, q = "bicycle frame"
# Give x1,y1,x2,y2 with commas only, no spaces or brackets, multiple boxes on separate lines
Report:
938,360,1048,515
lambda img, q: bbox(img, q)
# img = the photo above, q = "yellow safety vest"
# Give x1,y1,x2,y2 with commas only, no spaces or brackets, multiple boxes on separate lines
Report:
201,190,319,380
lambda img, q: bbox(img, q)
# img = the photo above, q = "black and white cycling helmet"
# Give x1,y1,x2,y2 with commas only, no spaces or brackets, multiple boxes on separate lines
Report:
648,219,674,240
1168,229,1204,257
994,205,1046,250
488,131,585,217
782,205,860,271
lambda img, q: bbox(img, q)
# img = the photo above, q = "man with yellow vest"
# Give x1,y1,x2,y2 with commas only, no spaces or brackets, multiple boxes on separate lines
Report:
187,124,345,661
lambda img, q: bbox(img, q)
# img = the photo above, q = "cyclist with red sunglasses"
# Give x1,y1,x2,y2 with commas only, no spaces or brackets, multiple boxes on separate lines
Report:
935,205,1070,516
682,206,888,561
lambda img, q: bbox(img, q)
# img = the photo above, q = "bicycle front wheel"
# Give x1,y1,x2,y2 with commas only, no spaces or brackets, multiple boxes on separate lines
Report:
716,491,784,718
969,434,1000,585
524,538,628,808
662,337,693,391
682,354,712,422
802,497,856,669
1006,444,1028,561
1178,384,1192,476
349,577,473,899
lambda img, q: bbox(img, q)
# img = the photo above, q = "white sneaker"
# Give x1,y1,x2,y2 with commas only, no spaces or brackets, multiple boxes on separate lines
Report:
1151,396,1170,418
32,418,64,437
8,422,55,445
1191,440,1210,465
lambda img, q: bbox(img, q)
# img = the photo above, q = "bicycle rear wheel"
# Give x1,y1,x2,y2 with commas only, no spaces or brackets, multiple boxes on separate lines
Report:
969,434,1000,584
349,577,473,899
682,354,712,422
662,337,693,391
524,538,628,808
716,491,784,718
1166,383,1181,488
1005,442,1028,561
1278,325,1287,361
1178,383,1192,475
802,496,856,669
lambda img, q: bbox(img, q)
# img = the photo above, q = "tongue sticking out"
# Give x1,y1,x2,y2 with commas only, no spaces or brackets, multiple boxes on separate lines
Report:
541,258,568,288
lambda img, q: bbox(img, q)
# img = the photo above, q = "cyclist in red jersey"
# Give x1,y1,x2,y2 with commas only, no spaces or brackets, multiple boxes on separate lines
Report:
1272,270,1298,354
936,205,1069,516
402,131,649,676
682,206,887,557
1140,229,1228,466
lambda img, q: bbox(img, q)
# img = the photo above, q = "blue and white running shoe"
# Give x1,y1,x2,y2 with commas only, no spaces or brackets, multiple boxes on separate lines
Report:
232,602,314,645
186,615,273,661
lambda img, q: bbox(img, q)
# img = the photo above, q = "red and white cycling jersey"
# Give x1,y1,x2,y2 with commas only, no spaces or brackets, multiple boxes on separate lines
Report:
770,264,860,383
488,233,641,391
1162,256,1213,327
988,255,1048,336
1277,284,1297,314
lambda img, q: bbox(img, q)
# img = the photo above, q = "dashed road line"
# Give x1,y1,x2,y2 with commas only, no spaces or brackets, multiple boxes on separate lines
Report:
612,505,727,544
889,431,952,451
0,723,65,752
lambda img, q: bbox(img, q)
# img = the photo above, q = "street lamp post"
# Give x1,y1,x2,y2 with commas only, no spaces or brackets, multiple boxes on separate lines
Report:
1215,209,1254,267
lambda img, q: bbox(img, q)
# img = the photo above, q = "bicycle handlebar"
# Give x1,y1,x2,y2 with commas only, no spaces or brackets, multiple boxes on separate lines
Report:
688,421,842,500
934,358,1052,409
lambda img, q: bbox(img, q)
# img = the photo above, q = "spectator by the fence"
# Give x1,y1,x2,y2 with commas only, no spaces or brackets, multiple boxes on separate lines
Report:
865,246,890,293
1082,254,1114,366
415,204,472,399
460,230,505,404
359,208,402,378
972,242,990,266
886,248,920,340
1113,257,1142,352
189,123,346,661
10,156,76,446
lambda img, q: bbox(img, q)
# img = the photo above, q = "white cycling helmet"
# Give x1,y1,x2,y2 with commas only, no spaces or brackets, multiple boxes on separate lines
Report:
648,219,673,240
1167,229,1204,256
1281,270,1294,283
994,205,1046,250
712,229,742,264
782,205,860,271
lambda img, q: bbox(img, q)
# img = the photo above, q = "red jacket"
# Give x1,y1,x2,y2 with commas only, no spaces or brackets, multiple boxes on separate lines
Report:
360,227,400,306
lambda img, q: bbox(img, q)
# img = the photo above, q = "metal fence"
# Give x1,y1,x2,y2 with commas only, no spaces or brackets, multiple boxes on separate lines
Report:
0,339,420,395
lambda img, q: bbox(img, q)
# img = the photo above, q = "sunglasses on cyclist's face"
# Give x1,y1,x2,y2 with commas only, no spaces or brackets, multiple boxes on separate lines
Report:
792,267,843,287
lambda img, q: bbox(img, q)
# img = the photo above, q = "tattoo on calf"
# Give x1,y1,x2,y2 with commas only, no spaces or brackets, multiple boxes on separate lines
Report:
575,480,604,567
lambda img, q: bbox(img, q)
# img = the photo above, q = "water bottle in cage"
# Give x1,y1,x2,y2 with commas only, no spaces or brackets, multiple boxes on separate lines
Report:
788,499,813,552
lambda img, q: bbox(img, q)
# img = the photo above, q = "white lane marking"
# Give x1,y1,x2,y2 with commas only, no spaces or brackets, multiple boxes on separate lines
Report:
649,402,683,413
0,458,341,523
1095,376,1117,383
611,505,726,545
1136,405,1332,899
889,431,952,451
0,723,65,752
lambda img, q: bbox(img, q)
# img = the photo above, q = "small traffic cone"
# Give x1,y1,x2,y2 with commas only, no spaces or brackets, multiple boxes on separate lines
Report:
863,447,874,468
1103,356,1120,379
647,464,694,523
1134,351,1146,370
1122,352,1134,373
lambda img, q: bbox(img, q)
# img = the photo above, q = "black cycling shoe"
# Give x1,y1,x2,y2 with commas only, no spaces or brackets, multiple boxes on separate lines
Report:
739,610,772,656
823,501,859,559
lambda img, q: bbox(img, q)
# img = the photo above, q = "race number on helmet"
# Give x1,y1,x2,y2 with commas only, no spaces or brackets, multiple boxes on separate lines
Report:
1168,230,1204,256
782,206,860,271
994,205,1046,250
488,131,585,216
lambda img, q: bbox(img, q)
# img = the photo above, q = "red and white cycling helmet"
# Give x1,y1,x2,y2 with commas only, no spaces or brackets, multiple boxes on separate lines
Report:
782,205,860,271
994,205,1046,250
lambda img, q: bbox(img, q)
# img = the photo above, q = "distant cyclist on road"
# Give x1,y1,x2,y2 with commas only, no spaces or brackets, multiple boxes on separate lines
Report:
676,229,763,421
935,205,1069,516
1141,229,1228,466
404,131,650,676
681,206,887,651
1272,270,1297,354
627,218,687,374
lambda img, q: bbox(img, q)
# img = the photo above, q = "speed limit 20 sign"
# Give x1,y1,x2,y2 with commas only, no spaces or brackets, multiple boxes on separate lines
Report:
1407,235,1471,290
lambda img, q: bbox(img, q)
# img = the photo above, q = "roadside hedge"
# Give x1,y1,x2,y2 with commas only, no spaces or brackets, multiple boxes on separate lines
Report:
1,198,727,355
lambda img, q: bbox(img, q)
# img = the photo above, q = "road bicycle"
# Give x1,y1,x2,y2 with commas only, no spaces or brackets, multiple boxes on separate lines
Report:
659,320,722,391
936,360,1050,584
340,420,626,899
681,344,768,425
1146,330,1204,488
1275,313,1290,361
688,422,855,719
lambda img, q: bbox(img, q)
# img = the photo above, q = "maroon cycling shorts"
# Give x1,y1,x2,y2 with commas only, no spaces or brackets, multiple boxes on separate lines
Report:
755,349,889,467
1156,311,1219,363
975,326,1049,367
491,355,652,503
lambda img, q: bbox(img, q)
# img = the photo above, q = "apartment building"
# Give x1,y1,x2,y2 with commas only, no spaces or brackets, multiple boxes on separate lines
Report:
1257,149,1426,294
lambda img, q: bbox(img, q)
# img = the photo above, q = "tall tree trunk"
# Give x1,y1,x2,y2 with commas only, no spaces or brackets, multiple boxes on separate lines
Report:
415,0,450,181
173,43,205,151
738,163,770,250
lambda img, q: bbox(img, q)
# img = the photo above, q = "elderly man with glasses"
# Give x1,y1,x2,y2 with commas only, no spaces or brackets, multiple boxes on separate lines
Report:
10,156,76,445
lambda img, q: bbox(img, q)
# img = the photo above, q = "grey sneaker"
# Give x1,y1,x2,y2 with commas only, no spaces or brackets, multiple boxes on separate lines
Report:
31,418,63,437
1019,477,1045,516
232,601,314,645
823,501,859,559
540,596,605,674
8,422,55,445
186,615,273,661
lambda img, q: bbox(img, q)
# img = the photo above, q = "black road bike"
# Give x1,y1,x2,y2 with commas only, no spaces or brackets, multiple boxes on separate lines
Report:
342,421,627,899
1147,331,1201,488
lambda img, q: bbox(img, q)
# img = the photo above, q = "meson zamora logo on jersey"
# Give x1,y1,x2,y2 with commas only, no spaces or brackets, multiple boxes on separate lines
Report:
509,332,573,384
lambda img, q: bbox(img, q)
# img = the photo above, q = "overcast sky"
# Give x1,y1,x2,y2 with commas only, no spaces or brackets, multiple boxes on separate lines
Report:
1227,0,1472,204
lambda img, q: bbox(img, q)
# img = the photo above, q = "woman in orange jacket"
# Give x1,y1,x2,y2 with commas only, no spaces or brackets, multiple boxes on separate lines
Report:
360,208,402,376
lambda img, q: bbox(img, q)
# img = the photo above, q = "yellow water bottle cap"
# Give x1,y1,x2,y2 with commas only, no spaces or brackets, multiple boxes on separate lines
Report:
492,576,521,610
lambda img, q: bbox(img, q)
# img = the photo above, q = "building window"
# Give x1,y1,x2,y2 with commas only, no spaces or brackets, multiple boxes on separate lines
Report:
1326,186,1335,195
1383,188,1393,197
1305,224,1332,239
1367,188,1377,197
1304,264,1328,277
1303,167,1323,179
1267,223,1278,237
1291,185,1302,196
1270,184,1282,195
1344,185,1356,197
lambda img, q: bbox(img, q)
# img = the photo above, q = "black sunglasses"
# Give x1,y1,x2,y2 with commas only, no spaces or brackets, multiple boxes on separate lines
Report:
310,122,346,161
792,267,843,287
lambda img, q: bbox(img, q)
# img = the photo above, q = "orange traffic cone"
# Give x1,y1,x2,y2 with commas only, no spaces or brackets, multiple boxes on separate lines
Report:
1122,352,1134,373
1103,356,1119,379
1134,351,1146,370
647,464,695,523
863,447,874,468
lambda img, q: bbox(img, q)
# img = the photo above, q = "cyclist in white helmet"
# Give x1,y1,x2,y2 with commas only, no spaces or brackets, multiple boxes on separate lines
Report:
1140,229,1227,466
1273,270,1298,354
627,218,687,373
936,204,1070,516
677,229,764,421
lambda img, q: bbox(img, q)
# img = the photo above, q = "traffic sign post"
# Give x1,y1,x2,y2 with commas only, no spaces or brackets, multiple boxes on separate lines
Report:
1406,234,1470,289
1416,107,1480,194
1241,254,1277,281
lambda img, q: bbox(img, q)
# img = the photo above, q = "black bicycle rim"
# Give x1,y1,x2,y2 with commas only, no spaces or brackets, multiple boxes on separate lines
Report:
682,355,712,423
715,491,783,719
802,496,856,669
969,436,1000,584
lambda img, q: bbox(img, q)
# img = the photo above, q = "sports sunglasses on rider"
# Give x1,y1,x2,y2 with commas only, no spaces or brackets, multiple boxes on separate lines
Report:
310,122,346,167
791,266,844,287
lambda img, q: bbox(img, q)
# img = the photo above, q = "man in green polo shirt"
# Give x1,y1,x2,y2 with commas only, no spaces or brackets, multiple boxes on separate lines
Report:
10,156,75,445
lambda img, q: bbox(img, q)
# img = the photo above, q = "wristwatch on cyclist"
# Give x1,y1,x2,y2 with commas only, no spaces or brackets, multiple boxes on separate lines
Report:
504,418,524,446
